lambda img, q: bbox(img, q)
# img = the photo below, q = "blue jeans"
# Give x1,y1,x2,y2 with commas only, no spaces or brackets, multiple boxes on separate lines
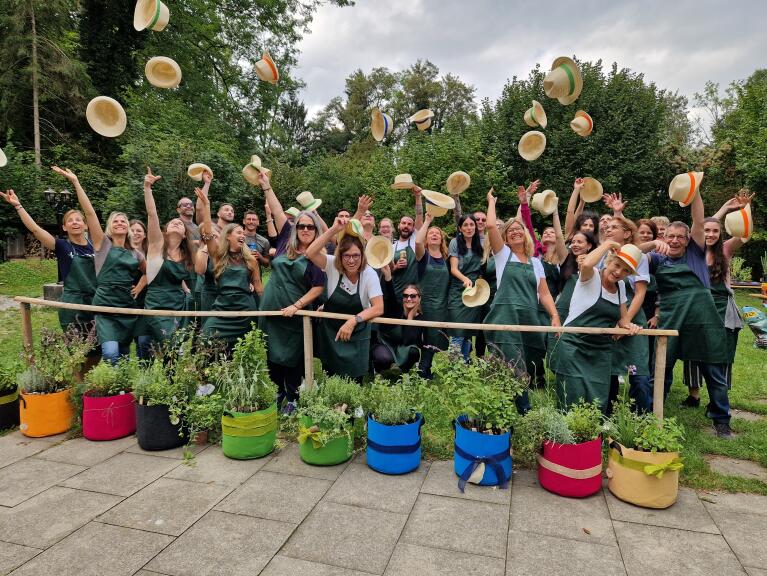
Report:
135,335,152,360
629,375,653,414
664,361,730,424
101,341,130,365
451,337,472,363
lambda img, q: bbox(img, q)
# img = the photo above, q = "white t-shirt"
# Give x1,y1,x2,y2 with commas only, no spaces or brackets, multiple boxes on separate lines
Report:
493,245,545,290
323,255,383,308
393,236,416,254
564,269,626,326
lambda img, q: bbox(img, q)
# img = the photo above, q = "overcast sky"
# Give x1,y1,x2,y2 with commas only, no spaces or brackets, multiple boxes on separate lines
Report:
294,0,766,122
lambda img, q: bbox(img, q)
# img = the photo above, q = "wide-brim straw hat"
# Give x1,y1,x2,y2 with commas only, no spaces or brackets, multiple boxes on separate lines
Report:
543,56,583,105
615,244,642,274
446,171,471,195
187,163,213,181
296,191,322,211
0,148,7,168
409,109,434,131
145,56,182,88
285,207,300,218
365,235,394,269
422,190,456,210
255,52,279,84
338,219,364,244
462,278,491,307
725,204,753,240
133,0,169,32
523,100,547,129
668,171,704,207
425,203,448,217
518,131,546,161
531,190,558,216
580,177,603,203
242,154,271,186
570,110,593,136
391,174,416,190
371,108,393,142
86,96,127,138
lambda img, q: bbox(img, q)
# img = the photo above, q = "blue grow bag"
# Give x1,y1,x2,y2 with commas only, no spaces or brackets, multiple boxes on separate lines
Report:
453,415,511,491
366,414,423,475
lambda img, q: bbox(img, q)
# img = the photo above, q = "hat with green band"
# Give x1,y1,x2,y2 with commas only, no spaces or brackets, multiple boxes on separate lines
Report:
523,100,547,129
133,0,170,32
543,56,583,105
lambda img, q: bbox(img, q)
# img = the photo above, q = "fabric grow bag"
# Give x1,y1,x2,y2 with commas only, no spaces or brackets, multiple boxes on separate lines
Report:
20,389,73,437
453,415,511,492
135,403,187,451
221,403,278,459
606,440,682,509
0,388,20,430
366,414,423,475
82,392,136,441
298,415,353,466
537,437,603,498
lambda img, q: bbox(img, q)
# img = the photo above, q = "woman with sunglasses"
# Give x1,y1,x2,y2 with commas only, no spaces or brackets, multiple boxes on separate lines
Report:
372,275,424,376
306,217,384,380
257,172,326,406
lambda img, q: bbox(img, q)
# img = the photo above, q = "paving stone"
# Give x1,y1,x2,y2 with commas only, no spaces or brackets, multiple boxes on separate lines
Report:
215,470,330,524
705,455,767,482
0,458,84,507
701,492,767,516
0,486,121,549
133,572,170,576
282,500,407,574
385,542,504,576
731,409,766,422
98,478,232,536
260,555,372,576
614,520,744,576
324,462,428,514
420,460,512,505
705,507,767,568
401,493,508,559
0,432,51,470
125,442,207,460
0,541,39,576
510,479,616,546
61,452,180,497
145,510,294,576
9,522,174,576
506,531,626,576
262,442,350,481
164,445,269,487
36,436,137,467
605,487,720,534
746,568,767,576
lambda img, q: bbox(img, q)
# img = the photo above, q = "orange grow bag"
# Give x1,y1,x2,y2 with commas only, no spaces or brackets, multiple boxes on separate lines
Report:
19,389,74,437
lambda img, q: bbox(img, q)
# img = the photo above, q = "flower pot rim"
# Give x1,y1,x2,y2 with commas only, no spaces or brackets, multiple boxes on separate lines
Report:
21,387,71,396
368,412,422,427
84,390,133,398
543,435,602,448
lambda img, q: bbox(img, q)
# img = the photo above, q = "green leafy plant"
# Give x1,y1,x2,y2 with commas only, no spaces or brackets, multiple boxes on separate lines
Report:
16,366,47,394
760,251,767,280
296,374,364,450
0,359,21,396
513,406,574,467
363,378,418,426
214,327,276,413
730,256,753,282
31,325,97,393
603,398,645,449
82,362,120,397
186,392,224,442
564,401,604,444
605,398,684,453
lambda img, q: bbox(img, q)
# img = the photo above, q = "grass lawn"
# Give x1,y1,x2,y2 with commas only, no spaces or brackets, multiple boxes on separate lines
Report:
1,259,766,492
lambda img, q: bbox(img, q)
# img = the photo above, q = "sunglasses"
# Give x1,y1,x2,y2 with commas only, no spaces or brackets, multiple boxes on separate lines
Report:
296,224,316,231
177,202,193,208
474,217,487,222
402,293,420,299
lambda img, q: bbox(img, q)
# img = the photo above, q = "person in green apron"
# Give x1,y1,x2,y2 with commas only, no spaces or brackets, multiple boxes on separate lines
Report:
636,219,660,395
649,191,733,437
128,219,152,359
258,171,326,406
475,239,497,358
550,240,642,413
564,178,600,241
555,231,597,320
194,228,220,313
448,214,484,361
306,217,384,381
414,213,450,377
391,216,420,302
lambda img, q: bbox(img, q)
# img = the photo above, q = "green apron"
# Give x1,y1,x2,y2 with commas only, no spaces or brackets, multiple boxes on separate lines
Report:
480,255,497,324
144,259,189,343
316,278,371,378
611,279,649,376
538,259,560,329
447,250,482,337
200,259,219,311
259,254,311,367
549,276,621,413
556,275,577,320
378,318,420,368
392,242,418,300
419,253,450,350
655,259,727,365
180,268,196,330
58,241,96,330
202,264,258,344
710,281,740,364
93,246,141,345
193,273,203,311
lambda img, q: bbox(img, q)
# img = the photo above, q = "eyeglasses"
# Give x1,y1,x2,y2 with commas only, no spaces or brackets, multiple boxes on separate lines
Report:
296,224,316,231
474,217,486,222
177,202,193,208
665,234,687,241
402,293,420,299
342,253,361,261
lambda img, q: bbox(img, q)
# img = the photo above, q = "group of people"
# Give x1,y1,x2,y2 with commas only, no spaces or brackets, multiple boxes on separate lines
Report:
1,165,752,437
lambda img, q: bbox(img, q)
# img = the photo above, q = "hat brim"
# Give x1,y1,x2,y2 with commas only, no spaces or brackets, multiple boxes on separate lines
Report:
145,57,182,89
551,56,583,105
462,279,490,307
422,190,455,209
300,199,322,211
0,148,7,167
518,132,546,162
365,237,394,269
580,178,603,203
86,97,127,138
446,171,471,195
187,163,213,181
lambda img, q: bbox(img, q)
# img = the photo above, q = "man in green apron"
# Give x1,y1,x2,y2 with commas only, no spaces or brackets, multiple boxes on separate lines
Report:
391,216,419,302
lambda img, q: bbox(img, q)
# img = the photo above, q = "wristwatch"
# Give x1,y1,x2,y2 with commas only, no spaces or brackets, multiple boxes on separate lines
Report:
354,314,364,325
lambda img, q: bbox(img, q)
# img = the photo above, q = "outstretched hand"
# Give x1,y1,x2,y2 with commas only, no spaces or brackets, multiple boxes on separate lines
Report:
573,177,584,192
194,187,209,206
516,185,527,205
602,192,627,213
202,170,212,185
735,188,755,208
525,179,541,200
51,165,78,184
144,166,162,188
332,216,346,231
357,194,373,213
0,189,20,207
258,170,270,190
487,187,496,204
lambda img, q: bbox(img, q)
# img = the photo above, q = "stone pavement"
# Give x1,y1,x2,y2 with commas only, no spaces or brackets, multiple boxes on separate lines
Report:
1,431,765,576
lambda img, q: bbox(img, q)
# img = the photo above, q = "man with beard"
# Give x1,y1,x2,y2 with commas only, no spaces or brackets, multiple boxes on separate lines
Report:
176,196,200,241
391,188,424,301
243,210,271,268
216,203,235,231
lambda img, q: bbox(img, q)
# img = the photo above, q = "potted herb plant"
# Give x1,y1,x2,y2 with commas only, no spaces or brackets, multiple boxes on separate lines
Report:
605,399,684,509
186,389,223,446
0,359,21,430
133,357,190,451
78,358,138,441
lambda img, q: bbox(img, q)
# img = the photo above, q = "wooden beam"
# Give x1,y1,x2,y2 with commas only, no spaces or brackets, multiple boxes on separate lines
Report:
303,316,314,391
20,303,34,366
653,336,669,421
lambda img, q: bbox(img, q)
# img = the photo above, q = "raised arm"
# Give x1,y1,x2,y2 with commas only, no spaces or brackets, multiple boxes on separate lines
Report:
580,240,620,283
413,187,423,230
414,212,433,260
602,193,627,218
194,187,218,257
452,192,463,229
258,171,288,234
690,190,705,248
486,188,504,255
0,190,56,250
306,216,344,271
194,171,212,227
351,194,372,223
551,210,568,262
52,166,103,249
564,178,584,239
143,168,164,258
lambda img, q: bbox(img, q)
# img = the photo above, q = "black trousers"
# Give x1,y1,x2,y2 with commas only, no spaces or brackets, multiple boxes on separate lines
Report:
268,360,303,404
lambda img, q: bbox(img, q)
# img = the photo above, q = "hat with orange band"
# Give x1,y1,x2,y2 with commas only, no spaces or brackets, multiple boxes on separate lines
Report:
255,52,279,84
724,204,753,240
668,171,704,207
570,110,593,137
614,244,641,274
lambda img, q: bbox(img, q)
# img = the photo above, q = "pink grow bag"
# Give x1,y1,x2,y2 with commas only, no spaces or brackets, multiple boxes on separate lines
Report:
82,392,136,441
537,437,603,498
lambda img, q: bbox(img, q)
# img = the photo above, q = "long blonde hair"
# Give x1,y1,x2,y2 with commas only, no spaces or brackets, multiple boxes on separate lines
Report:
105,211,132,241
213,223,256,280
502,218,534,257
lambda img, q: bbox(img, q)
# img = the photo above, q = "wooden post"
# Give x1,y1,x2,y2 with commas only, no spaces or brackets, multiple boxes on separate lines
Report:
653,336,668,421
20,303,34,365
303,315,314,390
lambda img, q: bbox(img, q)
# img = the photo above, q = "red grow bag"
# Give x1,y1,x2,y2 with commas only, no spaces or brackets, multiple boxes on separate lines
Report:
537,437,603,498
82,392,136,441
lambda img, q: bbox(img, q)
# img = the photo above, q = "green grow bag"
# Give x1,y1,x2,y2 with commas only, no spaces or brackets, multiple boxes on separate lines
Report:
298,415,354,466
221,403,278,460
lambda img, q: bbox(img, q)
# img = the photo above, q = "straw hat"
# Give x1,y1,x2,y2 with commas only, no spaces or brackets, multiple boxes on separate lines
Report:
570,110,593,137
518,131,546,161
668,171,704,207
338,219,364,243
133,0,169,32
365,236,394,269
0,148,7,168
580,177,603,203
409,109,434,131
462,278,491,307
241,154,272,186
371,108,393,142
391,174,416,190
145,56,182,88
725,204,753,240
615,244,642,274
531,190,558,216
187,163,213,181
423,190,455,218
296,191,322,212
86,96,127,138
446,171,471,195
255,52,279,84
285,207,300,218
523,100,547,129
543,56,583,105
425,203,448,217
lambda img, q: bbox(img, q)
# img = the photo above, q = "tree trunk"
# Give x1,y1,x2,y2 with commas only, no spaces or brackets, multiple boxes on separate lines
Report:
30,0,41,167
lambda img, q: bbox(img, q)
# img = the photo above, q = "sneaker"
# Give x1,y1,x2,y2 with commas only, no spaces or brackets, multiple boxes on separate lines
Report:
680,395,700,408
714,422,733,439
